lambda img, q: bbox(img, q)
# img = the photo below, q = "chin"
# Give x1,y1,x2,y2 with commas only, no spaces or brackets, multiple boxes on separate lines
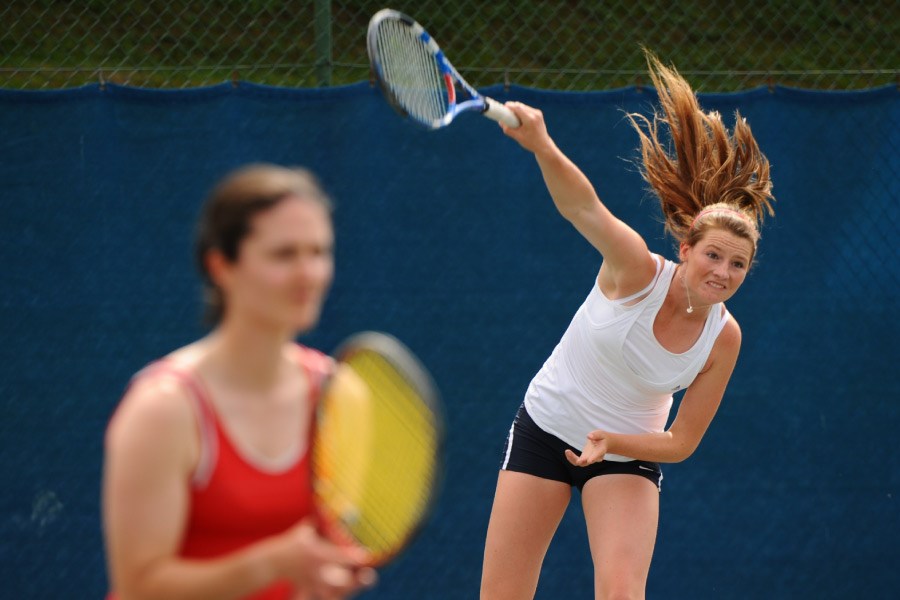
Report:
710,290,735,304
700,283,727,302
288,309,322,334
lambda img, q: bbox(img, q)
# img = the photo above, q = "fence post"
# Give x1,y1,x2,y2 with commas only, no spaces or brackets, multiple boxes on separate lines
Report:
314,0,333,87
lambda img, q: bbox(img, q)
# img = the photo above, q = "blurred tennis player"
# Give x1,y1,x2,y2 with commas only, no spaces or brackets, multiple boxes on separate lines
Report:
103,165,376,599
481,51,775,599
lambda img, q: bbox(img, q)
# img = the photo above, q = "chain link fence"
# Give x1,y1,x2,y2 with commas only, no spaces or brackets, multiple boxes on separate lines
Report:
2,0,898,91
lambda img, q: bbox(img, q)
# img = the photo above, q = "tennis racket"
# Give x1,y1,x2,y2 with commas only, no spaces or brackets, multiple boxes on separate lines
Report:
312,331,444,567
366,8,520,130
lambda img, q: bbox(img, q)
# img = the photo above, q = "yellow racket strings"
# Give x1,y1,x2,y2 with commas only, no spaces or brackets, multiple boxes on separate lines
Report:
315,350,439,559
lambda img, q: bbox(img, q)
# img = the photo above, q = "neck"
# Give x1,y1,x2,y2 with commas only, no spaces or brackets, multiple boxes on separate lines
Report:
204,315,293,390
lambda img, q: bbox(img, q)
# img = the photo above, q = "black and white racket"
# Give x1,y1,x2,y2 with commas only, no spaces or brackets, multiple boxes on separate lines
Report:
366,8,521,130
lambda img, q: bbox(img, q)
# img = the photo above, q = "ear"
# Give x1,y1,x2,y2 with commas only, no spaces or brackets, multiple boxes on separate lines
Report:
205,249,233,290
678,241,691,263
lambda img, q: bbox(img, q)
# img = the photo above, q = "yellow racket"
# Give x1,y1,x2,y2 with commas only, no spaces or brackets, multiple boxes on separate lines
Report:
312,331,444,566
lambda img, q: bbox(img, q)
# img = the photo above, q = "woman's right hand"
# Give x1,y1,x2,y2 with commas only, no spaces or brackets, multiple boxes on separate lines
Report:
268,519,377,600
499,101,557,156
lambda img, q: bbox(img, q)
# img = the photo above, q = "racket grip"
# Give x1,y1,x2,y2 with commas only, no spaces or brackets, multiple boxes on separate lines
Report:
483,97,521,128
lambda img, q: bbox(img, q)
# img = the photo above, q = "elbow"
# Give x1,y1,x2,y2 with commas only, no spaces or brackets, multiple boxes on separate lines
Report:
112,568,166,600
670,450,692,463
669,440,700,463
662,428,703,463
558,203,590,225
111,583,151,600
555,205,578,224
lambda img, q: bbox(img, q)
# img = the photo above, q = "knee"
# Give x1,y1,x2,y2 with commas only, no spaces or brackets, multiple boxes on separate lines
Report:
598,589,644,600
480,580,521,600
596,577,645,600
481,568,540,600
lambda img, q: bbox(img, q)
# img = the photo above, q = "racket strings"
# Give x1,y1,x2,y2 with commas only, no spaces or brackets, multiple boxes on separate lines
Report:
344,356,436,548
317,420,436,557
357,354,439,449
314,352,440,560
373,20,449,126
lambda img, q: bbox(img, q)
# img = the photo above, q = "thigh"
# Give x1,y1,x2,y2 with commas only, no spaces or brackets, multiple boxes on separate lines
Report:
580,474,659,600
481,470,571,600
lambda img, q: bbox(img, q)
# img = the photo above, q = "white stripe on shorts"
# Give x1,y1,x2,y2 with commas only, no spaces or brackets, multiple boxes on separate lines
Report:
501,418,516,470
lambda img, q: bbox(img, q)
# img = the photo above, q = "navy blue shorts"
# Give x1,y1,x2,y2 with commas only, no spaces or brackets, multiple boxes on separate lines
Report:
500,403,663,492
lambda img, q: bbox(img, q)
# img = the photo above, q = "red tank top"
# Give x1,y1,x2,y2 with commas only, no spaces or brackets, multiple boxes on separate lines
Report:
108,344,333,600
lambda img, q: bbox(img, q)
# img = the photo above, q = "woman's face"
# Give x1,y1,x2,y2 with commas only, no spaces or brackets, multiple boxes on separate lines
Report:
217,196,334,333
680,228,754,306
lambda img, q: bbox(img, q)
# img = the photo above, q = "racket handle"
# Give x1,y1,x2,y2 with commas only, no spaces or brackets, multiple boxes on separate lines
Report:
483,97,521,128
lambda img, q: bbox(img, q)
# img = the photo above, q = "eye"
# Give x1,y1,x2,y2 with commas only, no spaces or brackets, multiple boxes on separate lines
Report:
706,252,719,260
732,260,746,269
270,245,297,260
309,244,334,259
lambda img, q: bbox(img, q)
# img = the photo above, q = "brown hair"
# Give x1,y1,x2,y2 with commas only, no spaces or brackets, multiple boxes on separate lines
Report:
627,50,775,261
195,163,333,324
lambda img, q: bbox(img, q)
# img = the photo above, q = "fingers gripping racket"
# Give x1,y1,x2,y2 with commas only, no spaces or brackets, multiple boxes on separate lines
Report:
367,8,520,130
312,331,444,566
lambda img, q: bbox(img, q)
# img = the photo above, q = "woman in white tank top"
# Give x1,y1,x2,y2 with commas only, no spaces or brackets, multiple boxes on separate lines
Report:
481,50,776,600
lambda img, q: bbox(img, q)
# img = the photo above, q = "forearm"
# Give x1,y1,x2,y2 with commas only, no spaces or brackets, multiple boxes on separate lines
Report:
115,540,281,600
533,143,609,223
606,430,696,464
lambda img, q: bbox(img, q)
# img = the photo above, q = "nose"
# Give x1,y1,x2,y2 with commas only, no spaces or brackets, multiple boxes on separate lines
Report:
294,253,333,283
713,263,729,279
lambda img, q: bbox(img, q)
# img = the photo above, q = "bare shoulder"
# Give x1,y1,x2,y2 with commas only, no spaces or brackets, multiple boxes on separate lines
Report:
287,342,335,372
696,313,742,378
106,370,198,466
108,339,209,443
715,312,743,359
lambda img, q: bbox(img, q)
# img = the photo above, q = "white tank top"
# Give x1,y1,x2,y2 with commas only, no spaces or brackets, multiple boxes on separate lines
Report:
524,255,729,461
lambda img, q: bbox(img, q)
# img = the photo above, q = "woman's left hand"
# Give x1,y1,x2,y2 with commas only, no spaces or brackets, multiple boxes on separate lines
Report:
565,430,609,467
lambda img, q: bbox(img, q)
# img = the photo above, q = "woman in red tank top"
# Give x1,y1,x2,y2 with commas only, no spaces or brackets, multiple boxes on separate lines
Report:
103,165,377,599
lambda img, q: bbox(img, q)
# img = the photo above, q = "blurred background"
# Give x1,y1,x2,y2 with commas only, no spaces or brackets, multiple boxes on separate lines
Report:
1,1,898,598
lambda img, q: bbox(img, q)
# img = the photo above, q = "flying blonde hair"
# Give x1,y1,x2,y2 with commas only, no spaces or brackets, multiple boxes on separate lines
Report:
627,50,775,260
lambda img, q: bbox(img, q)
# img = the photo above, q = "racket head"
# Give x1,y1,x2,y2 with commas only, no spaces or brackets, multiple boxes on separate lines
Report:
312,331,444,566
366,8,465,129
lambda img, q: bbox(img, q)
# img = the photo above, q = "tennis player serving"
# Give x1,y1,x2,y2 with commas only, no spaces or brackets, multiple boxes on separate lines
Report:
481,51,775,599
103,165,376,599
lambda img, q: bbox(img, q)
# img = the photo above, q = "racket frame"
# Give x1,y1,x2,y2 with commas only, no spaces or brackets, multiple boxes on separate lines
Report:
367,8,519,130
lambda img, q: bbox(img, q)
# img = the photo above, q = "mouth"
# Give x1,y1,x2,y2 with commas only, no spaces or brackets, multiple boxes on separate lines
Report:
705,281,726,291
290,290,321,304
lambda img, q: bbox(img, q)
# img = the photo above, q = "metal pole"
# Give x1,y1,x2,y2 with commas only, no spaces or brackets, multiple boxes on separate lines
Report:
314,0,332,87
